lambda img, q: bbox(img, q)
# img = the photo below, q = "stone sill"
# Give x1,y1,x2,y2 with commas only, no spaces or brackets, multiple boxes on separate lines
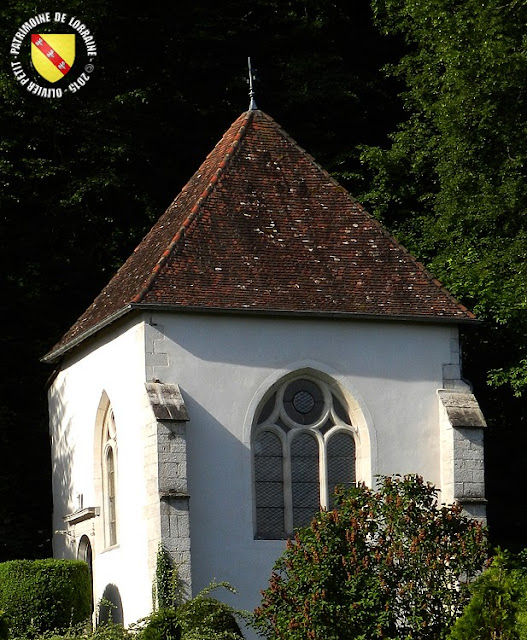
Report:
159,491,190,499
63,506,99,525
456,497,488,505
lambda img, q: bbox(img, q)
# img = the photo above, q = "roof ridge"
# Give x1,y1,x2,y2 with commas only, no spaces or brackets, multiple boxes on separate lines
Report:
342,204,475,319
260,112,473,319
390,246,474,318
131,110,255,304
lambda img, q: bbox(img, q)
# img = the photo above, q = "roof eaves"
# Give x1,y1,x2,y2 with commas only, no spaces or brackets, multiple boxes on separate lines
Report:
41,304,133,364
41,296,481,366
344,207,475,321
359,220,476,320
130,110,255,305
131,303,481,325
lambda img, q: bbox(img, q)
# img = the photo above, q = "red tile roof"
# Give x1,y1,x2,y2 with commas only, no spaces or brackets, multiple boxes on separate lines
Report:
44,109,475,363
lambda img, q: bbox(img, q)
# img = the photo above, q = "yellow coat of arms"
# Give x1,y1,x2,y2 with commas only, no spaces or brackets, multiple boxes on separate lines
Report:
31,34,75,83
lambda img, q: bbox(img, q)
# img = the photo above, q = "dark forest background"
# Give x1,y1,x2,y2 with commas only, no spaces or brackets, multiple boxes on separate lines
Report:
1,0,526,560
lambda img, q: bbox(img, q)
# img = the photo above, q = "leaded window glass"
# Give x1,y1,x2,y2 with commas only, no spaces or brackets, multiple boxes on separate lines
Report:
327,431,356,509
106,447,117,546
291,432,319,529
254,430,285,538
253,374,356,539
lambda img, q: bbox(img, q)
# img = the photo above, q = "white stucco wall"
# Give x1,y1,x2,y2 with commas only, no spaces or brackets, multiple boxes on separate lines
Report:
143,311,458,623
48,318,154,625
48,310,460,635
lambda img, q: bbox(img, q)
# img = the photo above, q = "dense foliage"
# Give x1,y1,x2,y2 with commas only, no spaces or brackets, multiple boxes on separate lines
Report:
141,610,181,640
253,475,488,640
0,612,8,640
356,0,527,549
0,580,245,640
0,559,91,635
363,0,527,356
176,593,244,640
447,550,527,640
131,581,245,640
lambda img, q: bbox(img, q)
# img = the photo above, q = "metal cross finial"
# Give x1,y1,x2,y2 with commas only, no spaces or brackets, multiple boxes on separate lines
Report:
248,56,257,110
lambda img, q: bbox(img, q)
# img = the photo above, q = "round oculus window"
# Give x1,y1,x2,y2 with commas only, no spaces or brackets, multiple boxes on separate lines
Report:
292,390,315,414
283,378,324,425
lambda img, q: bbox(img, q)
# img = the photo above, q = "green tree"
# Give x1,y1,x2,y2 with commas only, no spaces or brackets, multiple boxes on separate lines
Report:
358,0,527,550
447,550,522,640
253,475,488,640
362,0,527,392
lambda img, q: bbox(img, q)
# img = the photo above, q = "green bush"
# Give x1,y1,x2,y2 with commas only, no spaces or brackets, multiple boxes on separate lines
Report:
140,609,181,640
91,621,134,640
0,559,91,636
140,582,244,640
9,620,133,640
447,549,527,640
177,597,243,639
253,475,488,640
0,610,9,640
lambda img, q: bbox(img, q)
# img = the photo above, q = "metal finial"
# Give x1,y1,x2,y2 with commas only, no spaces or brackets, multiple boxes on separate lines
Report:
248,57,257,110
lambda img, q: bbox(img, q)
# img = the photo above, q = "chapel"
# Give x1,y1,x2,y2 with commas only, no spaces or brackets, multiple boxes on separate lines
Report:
44,106,487,629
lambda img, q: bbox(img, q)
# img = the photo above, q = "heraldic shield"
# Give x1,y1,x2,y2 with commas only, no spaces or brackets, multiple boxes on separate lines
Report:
31,34,75,83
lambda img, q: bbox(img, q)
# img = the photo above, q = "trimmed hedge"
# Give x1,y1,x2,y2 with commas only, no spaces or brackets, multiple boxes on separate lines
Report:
0,559,91,635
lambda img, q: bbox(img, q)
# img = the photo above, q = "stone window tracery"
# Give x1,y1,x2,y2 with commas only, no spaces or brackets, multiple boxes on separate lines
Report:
253,374,356,539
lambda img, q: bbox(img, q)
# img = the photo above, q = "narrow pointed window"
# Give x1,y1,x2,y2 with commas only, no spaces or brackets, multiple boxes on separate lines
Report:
253,374,356,539
103,407,118,547
106,448,117,546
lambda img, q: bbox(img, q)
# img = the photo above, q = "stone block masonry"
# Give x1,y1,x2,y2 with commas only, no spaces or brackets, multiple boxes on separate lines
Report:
145,382,191,598
438,389,487,521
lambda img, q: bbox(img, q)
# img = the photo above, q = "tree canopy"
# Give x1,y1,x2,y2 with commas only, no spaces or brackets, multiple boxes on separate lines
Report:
358,0,527,548
360,0,527,390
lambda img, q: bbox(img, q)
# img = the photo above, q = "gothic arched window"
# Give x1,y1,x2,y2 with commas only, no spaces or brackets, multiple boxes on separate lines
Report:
102,407,118,547
253,374,356,539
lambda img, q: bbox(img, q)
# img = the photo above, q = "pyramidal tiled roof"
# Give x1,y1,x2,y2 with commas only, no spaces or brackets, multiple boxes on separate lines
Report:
44,109,475,363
